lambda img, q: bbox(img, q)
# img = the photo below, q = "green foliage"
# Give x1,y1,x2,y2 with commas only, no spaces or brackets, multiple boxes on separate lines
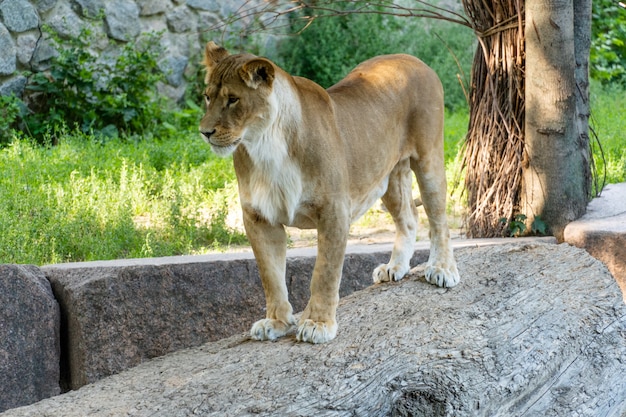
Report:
25,28,167,139
411,25,474,112
273,7,474,112
0,95,22,145
444,109,469,162
530,216,548,236
0,130,246,265
500,214,527,237
591,0,626,84
276,6,391,88
499,214,548,237
2,11,624,265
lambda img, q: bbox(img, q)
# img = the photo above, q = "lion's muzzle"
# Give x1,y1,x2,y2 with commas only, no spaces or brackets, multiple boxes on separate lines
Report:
201,129,216,140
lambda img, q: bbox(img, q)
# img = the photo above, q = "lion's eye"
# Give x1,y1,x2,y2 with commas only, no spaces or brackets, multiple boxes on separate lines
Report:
227,96,239,106
203,94,210,104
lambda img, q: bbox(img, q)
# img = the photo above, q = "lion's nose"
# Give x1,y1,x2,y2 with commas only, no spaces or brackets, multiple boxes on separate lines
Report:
201,129,216,139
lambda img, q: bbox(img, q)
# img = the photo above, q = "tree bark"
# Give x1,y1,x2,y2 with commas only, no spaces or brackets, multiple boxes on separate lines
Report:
573,0,595,193
522,0,592,241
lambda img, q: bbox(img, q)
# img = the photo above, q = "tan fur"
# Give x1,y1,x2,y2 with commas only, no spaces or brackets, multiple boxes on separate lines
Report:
200,42,460,344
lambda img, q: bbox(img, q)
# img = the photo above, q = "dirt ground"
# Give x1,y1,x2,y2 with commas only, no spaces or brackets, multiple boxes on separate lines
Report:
285,204,465,249
219,200,466,254
219,185,467,253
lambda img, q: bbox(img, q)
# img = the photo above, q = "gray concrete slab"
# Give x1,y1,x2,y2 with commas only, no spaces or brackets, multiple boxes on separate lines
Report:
564,182,626,299
43,236,557,269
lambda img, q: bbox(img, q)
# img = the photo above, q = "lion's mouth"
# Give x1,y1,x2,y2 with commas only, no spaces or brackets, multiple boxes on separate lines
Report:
210,138,241,148
208,138,242,156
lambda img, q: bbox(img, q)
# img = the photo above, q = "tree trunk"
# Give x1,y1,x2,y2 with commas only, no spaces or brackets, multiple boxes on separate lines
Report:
522,0,592,241
5,243,626,416
573,0,595,193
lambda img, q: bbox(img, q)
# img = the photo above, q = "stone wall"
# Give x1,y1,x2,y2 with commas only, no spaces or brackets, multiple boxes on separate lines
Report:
0,0,259,102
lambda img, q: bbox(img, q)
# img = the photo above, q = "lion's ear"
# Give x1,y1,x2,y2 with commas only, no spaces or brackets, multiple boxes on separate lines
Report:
202,41,229,80
239,58,275,89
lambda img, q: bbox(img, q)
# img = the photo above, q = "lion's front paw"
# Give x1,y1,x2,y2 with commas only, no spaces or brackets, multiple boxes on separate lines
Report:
425,263,460,288
250,318,295,341
373,263,409,284
296,319,337,344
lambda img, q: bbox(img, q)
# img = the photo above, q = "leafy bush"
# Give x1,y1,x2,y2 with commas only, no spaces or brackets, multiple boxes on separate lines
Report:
25,28,167,139
591,0,626,85
272,7,474,111
0,95,22,145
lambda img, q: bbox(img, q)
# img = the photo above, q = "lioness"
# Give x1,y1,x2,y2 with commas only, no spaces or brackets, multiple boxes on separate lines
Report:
199,42,460,344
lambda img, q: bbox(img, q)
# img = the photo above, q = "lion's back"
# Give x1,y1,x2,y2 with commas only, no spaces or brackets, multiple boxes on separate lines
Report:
328,54,441,103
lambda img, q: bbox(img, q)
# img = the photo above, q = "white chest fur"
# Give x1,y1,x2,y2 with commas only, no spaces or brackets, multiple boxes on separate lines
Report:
246,152,302,225
241,77,303,226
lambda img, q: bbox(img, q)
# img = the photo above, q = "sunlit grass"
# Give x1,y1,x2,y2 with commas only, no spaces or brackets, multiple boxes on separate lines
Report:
590,82,626,185
0,129,246,265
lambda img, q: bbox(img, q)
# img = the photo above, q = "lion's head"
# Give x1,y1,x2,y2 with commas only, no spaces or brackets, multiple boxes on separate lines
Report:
199,42,277,157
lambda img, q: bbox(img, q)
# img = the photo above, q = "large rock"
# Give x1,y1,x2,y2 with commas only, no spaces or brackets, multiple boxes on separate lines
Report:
16,34,37,65
73,0,104,18
33,0,58,12
47,2,83,39
0,23,16,76
185,0,218,11
158,54,189,86
136,0,171,16
30,38,58,72
0,265,61,413
0,75,27,97
4,243,625,416
103,0,140,41
43,243,424,390
565,182,626,299
165,6,196,32
0,0,39,32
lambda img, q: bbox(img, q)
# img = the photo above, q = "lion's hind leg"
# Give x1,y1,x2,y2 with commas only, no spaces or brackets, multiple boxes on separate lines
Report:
373,159,417,284
410,156,460,288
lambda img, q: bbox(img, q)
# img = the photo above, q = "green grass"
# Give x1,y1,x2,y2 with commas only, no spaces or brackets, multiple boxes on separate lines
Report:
443,109,469,222
0,129,246,265
590,82,626,185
